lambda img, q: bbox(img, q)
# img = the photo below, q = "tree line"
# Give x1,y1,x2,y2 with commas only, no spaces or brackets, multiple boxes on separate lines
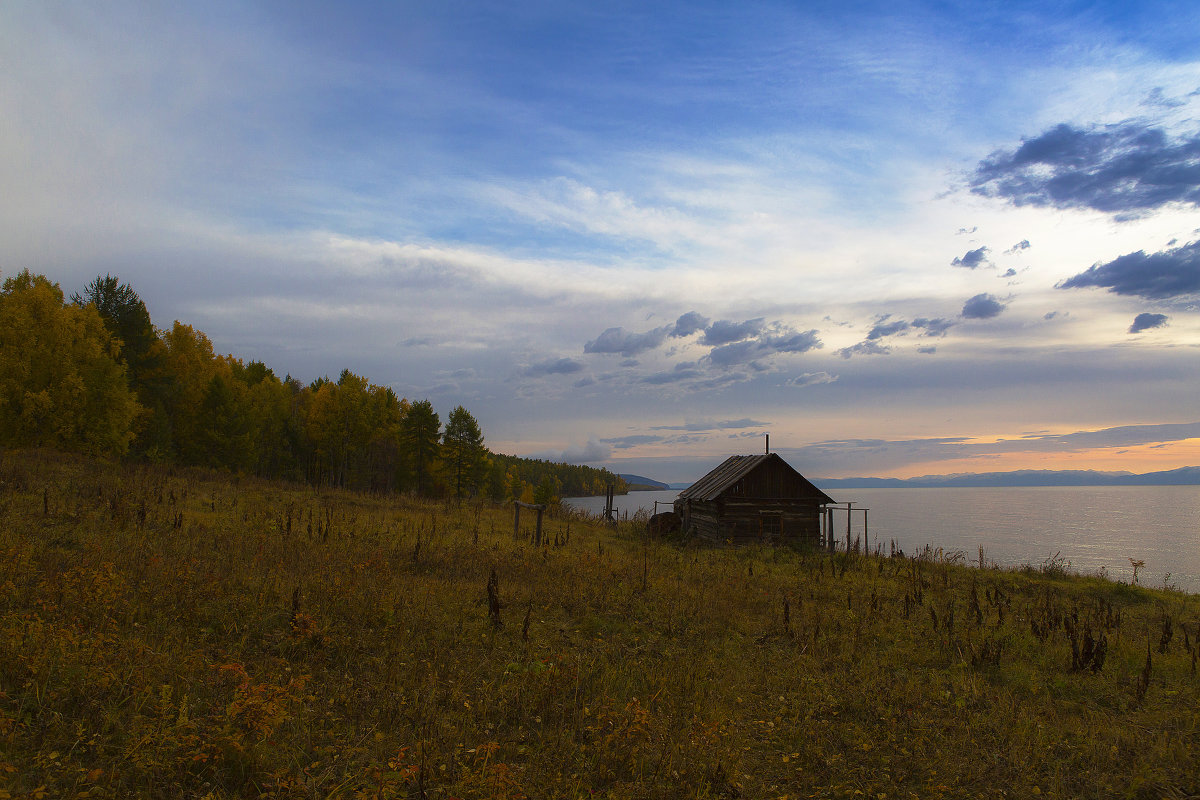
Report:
0,270,626,501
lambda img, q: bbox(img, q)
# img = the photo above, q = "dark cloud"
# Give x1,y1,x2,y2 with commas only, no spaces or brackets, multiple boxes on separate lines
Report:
701,318,765,346
620,358,639,367
970,121,1200,215
952,246,990,269
917,346,937,354
865,316,952,340
913,317,954,337
671,311,709,337
1000,268,1017,278
836,316,949,359
1057,240,1200,300
1129,312,1169,333
524,357,584,376
961,293,1006,319
866,318,910,339
706,340,763,367
769,329,822,353
705,328,821,366
1005,239,1031,254
836,340,890,359
573,376,596,388
584,325,670,357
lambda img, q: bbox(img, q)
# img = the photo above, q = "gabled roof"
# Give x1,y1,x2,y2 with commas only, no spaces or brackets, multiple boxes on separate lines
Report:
677,453,835,504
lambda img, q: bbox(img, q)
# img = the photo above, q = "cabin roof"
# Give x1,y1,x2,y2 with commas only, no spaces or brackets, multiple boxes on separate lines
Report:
677,453,835,504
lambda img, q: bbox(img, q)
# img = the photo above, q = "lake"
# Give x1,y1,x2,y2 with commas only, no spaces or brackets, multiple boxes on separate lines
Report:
563,486,1200,592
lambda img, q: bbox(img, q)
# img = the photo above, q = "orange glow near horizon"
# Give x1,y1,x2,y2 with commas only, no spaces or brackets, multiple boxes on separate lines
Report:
881,438,1200,480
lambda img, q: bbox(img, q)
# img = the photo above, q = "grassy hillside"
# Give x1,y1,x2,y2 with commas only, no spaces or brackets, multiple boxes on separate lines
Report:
2,449,1198,799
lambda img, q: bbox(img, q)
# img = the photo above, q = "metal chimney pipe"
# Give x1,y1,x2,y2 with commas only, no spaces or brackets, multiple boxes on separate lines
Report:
765,433,770,454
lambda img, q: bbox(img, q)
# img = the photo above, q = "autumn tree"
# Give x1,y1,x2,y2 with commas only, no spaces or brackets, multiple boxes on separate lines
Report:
71,274,159,384
157,322,220,464
442,405,486,499
0,270,140,456
403,399,441,496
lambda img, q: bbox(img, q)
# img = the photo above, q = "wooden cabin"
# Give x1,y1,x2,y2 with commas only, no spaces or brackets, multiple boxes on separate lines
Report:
673,453,835,544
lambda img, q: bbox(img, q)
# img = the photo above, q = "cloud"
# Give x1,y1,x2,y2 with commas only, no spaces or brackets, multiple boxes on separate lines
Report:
671,311,709,337
700,318,765,346
573,376,596,388
865,316,952,341
956,226,978,235
867,317,910,339
641,366,704,384
1142,87,1187,110
912,317,954,337
706,340,764,367
961,293,1006,319
524,357,584,376
1018,421,1200,451
778,422,1200,475
768,329,822,353
1129,312,1169,333
970,121,1200,215
1000,268,1017,278
560,437,612,463
1005,239,1031,254
705,327,822,367
602,434,664,449
584,325,671,357
1057,240,1200,300
651,418,768,432
837,340,891,359
917,346,937,354
785,371,836,387
951,246,990,269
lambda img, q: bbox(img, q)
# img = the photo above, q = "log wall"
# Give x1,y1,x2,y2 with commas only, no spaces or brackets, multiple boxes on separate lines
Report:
677,498,824,544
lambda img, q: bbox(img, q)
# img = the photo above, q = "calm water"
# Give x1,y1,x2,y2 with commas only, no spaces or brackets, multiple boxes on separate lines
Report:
563,486,1200,592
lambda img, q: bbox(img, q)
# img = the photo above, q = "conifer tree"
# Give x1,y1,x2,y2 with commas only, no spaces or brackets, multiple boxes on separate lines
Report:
403,400,441,496
442,405,486,499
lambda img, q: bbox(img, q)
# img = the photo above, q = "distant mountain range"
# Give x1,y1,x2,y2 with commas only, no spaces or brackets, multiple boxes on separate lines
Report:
618,473,670,490
816,466,1200,488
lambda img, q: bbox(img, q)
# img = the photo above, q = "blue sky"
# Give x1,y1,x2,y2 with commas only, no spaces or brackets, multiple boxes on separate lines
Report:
4,0,1200,482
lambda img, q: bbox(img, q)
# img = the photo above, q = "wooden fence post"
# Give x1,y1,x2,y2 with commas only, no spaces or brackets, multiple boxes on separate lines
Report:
846,502,853,552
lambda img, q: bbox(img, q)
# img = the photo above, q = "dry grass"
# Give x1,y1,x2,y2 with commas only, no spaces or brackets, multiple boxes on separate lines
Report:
2,449,1199,799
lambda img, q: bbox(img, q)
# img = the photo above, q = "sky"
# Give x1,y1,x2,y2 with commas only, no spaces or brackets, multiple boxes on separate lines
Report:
3,1,1200,483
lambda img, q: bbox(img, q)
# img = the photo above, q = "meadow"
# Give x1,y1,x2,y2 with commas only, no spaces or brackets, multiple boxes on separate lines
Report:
2,449,1199,799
